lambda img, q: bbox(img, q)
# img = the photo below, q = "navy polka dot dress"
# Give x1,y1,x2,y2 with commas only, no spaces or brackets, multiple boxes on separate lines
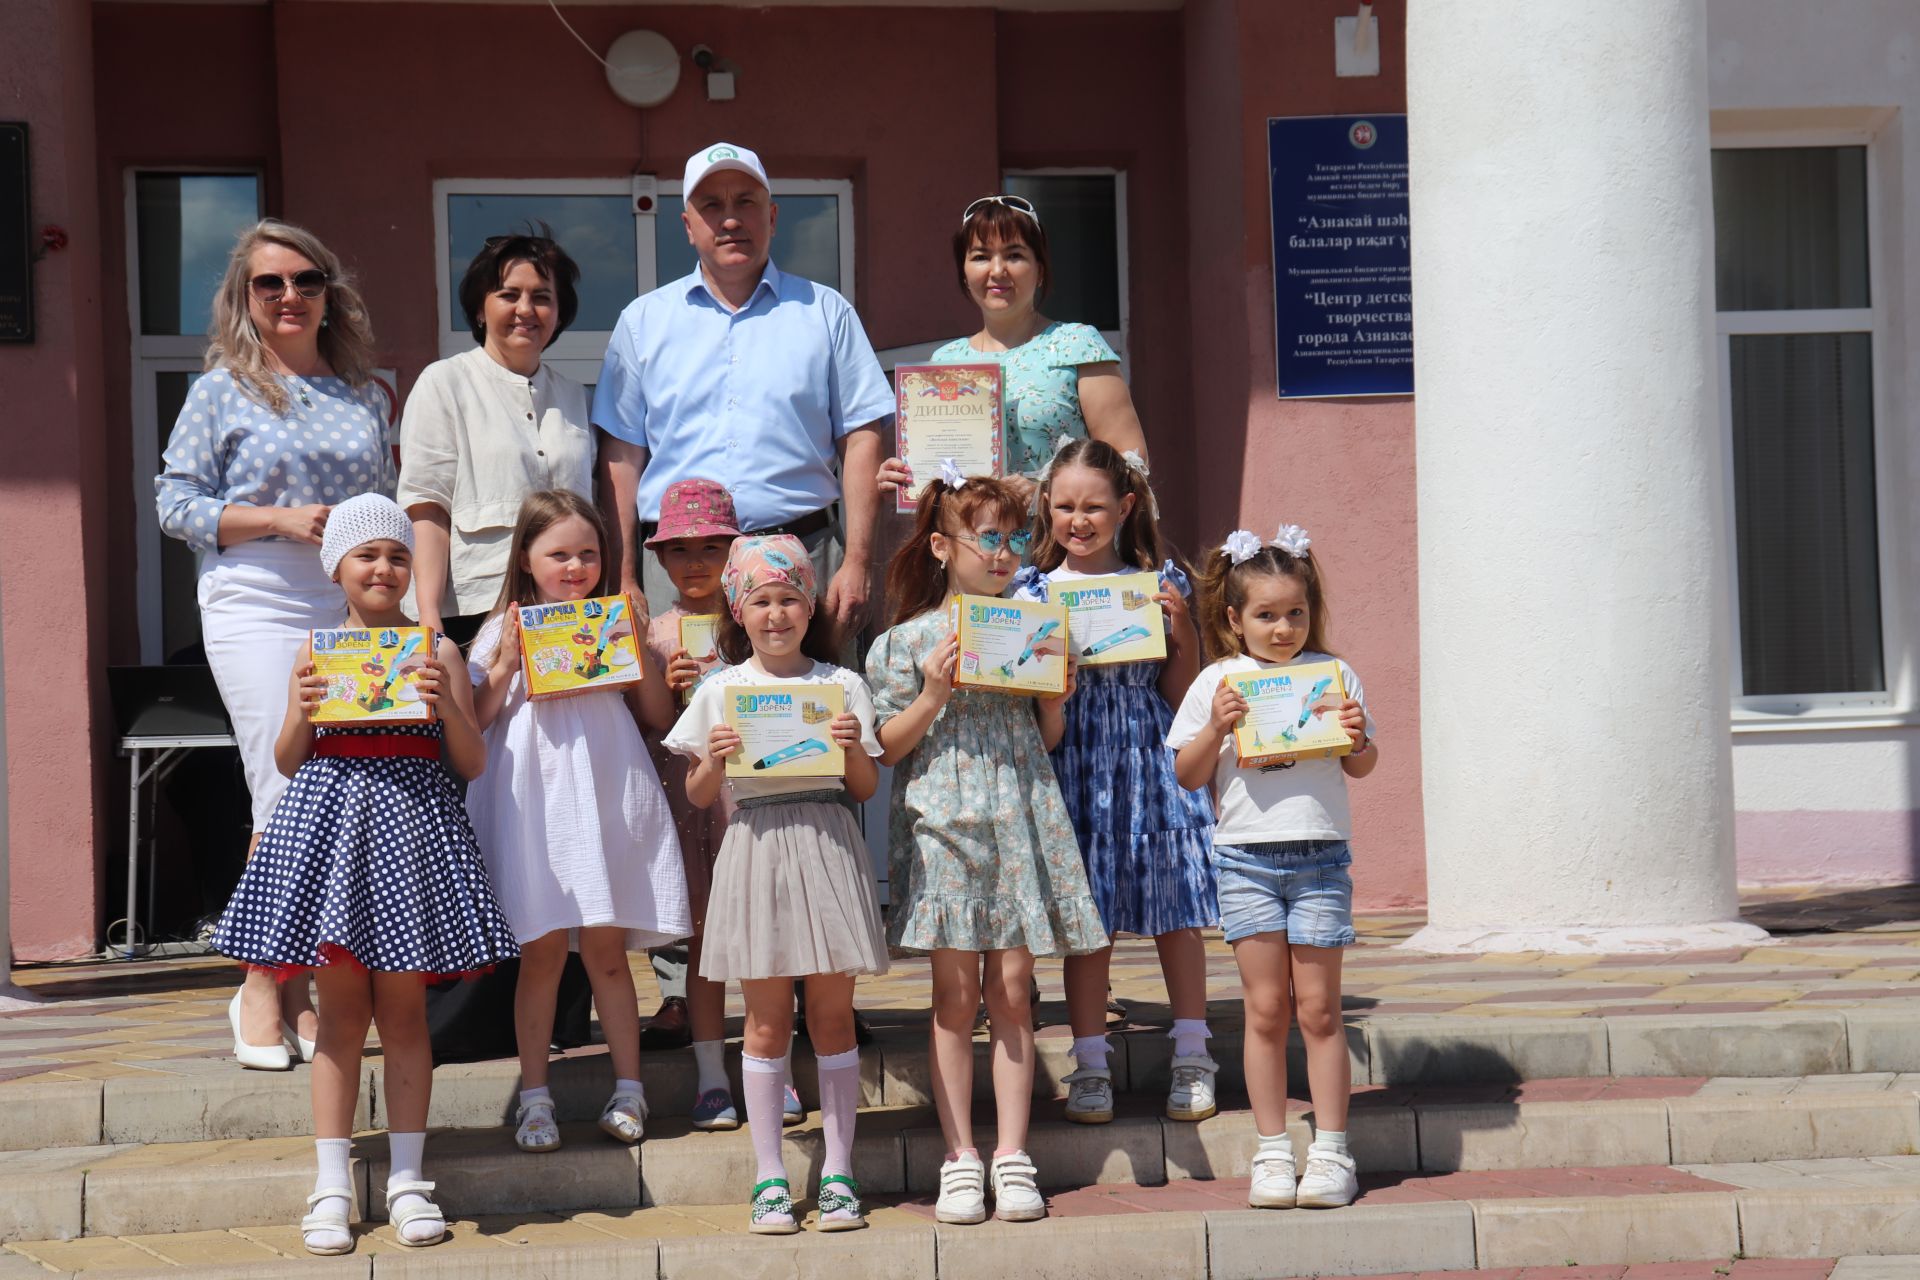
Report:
212,723,520,977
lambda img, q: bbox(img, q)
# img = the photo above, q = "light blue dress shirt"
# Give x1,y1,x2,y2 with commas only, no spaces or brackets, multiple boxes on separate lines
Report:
155,368,395,556
591,264,894,530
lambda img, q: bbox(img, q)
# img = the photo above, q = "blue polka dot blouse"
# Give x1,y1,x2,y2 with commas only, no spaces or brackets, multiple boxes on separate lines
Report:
155,368,396,555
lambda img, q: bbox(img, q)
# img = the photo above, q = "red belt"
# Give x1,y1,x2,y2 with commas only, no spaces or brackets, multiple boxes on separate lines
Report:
314,734,440,760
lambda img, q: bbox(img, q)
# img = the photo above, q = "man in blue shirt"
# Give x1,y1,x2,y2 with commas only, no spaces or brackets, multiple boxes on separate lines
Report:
593,142,894,633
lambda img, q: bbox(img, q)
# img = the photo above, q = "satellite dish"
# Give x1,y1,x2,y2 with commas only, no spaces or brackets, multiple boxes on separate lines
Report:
605,30,681,108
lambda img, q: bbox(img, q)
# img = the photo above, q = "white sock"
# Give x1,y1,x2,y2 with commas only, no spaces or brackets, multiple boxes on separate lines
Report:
518,1085,552,1110
1312,1129,1349,1157
306,1138,352,1250
1071,1035,1110,1072
1169,1018,1211,1059
1257,1131,1294,1160
692,1039,729,1096
614,1077,643,1099
386,1131,441,1244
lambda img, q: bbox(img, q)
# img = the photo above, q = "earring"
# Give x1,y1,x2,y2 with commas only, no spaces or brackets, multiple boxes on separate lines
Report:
320,314,330,328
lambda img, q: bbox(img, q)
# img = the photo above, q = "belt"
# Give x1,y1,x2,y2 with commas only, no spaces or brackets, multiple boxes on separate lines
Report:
642,507,832,544
314,733,441,760
734,787,845,811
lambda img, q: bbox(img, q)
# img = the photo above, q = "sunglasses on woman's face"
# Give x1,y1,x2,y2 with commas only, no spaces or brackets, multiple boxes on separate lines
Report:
960,194,1041,229
954,529,1033,557
250,270,329,301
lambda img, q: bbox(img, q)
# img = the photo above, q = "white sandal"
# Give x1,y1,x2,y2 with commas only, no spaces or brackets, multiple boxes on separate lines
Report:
515,1098,561,1152
300,1187,354,1256
384,1179,446,1247
598,1089,647,1144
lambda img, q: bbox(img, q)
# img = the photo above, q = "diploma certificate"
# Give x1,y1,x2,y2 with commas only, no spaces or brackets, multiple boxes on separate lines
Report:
894,364,1004,513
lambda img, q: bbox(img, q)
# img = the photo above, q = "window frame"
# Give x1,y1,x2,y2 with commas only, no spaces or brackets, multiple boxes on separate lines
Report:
431,175,857,371
125,166,265,663
1001,166,1130,364
1712,125,1909,726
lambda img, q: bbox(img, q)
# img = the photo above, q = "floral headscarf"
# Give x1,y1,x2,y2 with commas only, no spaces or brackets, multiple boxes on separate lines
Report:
720,534,818,621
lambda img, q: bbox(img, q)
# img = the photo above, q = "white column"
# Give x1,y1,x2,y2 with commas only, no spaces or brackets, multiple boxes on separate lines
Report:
1404,0,1767,952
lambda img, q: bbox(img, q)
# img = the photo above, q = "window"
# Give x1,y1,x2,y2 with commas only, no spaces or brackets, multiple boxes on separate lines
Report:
1712,144,1887,708
433,178,856,384
1003,170,1127,355
127,170,263,662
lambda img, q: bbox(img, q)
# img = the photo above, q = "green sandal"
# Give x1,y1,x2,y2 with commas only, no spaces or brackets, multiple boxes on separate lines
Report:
815,1173,867,1232
749,1178,799,1235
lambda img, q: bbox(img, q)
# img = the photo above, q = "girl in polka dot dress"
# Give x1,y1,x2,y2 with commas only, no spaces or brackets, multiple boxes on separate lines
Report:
212,493,518,1256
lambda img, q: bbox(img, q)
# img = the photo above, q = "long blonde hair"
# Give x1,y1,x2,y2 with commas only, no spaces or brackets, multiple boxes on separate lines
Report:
205,220,377,415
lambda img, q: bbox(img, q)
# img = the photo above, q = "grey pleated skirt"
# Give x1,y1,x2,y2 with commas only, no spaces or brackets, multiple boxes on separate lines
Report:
697,793,890,981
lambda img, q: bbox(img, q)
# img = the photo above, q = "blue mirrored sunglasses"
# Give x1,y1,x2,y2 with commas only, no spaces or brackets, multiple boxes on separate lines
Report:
954,529,1033,557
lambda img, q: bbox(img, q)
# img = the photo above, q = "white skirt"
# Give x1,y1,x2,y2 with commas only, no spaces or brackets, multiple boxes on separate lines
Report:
197,539,345,831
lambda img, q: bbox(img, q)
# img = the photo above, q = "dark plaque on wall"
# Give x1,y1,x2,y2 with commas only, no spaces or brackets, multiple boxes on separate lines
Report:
0,123,30,343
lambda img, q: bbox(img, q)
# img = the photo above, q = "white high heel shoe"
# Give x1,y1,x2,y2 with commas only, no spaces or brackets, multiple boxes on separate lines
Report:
283,1019,318,1063
229,990,292,1071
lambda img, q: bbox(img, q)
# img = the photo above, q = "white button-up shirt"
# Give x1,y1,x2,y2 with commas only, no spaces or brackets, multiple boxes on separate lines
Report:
397,345,595,615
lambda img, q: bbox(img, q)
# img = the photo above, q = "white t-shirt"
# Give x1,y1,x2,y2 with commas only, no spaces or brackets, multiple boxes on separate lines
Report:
1165,652,1376,845
663,660,883,801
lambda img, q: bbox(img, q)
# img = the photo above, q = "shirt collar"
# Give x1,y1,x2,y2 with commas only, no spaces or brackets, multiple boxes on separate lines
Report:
465,343,545,389
684,260,782,312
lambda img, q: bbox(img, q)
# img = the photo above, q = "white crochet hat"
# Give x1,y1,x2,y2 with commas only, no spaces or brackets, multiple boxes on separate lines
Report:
320,493,414,578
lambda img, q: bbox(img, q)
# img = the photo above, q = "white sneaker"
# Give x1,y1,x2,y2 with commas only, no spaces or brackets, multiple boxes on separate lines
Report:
1165,1054,1218,1122
935,1152,987,1224
1295,1145,1358,1208
1062,1066,1114,1124
989,1150,1046,1222
1248,1144,1297,1208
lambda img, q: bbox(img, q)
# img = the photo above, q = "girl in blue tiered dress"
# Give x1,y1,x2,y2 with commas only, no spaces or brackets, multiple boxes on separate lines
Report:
1012,437,1219,1126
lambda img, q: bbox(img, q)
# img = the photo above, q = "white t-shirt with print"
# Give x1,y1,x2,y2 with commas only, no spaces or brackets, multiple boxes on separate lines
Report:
1165,652,1375,845
663,660,883,801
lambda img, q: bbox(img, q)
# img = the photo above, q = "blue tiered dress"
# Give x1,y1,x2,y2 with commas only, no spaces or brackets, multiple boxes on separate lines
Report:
212,722,519,978
1013,563,1218,938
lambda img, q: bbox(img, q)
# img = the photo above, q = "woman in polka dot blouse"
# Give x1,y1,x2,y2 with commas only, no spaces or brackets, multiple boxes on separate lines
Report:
153,219,394,1071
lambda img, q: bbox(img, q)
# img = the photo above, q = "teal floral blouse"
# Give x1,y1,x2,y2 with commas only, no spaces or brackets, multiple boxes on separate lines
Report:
930,321,1119,477
866,609,1109,957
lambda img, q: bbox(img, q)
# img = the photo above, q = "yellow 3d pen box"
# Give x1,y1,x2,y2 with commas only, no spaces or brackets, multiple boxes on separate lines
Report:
678,613,723,706
951,594,1070,696
1055,572,1166,666
309,626,436,723
517,595,644,702
723,683,846,779
1229,659,1352,767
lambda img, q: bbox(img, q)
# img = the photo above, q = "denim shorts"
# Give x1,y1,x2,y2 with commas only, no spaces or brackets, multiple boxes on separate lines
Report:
1210,840,1356,947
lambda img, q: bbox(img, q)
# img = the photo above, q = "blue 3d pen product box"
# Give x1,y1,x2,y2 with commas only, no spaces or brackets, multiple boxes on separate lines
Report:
1055,572,1166,666
950,594,1070,696
309,626,436,724
1227,659,1352,767
518,595,644,702
723,683,846,779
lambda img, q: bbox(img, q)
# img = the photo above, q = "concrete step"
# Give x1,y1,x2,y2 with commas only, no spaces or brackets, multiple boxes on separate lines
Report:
6,1157,1920,1278
9,1005,1920,1151
4,1082,1918,1243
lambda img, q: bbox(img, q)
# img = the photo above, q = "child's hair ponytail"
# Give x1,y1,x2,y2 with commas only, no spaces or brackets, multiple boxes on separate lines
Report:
1195,525,1334,663
884,475,1027,626
1030,437,1168,573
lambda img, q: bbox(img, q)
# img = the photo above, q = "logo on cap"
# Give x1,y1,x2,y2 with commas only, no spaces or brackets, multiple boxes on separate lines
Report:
708,146,740,162
1348,121,1377,150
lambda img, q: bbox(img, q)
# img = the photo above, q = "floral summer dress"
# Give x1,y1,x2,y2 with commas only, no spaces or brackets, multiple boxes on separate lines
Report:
866,609,1108,956
930,322,1120,476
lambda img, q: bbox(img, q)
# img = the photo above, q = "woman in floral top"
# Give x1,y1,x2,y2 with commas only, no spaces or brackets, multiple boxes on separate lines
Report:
879,194,1150,495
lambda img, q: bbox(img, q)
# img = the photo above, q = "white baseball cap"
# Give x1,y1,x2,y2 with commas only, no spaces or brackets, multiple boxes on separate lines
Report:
682,142,770,198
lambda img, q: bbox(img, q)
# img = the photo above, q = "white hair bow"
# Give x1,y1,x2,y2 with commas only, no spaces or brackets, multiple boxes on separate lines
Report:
1223,530,1264,565
1272,524,1312,558
938,457,967,488
1121,450,1149,478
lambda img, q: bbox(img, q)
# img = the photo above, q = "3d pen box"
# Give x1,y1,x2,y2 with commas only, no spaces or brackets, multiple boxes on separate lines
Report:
950,594,1069,696
309,625,435,723
723,682,846,779
1055,571,1166,666
678,613,723,705
517,595,644,701
1229,659,1353,768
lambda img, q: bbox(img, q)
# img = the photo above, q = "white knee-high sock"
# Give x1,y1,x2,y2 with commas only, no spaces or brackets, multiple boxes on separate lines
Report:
741,1052,788,1183
816,1047,861,1178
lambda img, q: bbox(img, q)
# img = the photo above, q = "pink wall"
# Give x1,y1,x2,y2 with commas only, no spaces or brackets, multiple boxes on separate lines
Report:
1,0,113,959
1186,0,1425,907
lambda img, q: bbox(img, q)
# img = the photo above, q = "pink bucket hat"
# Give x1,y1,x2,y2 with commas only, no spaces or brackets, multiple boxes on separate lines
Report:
646,478,743,546
721,534,817,621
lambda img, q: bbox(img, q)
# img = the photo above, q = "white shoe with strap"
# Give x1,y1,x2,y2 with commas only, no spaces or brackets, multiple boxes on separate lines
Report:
1249,1144,1298,1208
1295,1146,1358,1208
934,1152,987,1224
990,1150,1047,1222
514,1097,561,1152
384,1179,446,1247
1061,1066,1114,1124
598,1089,647,1144
299,1188,353,1255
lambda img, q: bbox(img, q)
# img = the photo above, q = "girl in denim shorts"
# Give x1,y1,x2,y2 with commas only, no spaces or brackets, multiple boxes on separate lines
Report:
1167,523,1379,1211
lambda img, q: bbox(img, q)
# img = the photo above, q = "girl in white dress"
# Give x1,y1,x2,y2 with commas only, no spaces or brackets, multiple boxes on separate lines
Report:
466,490,691,1152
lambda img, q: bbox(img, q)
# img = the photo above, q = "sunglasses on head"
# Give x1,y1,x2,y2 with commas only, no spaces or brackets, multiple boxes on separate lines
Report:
954,528,1033,557
250,270,329,300
960,195,1041,229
